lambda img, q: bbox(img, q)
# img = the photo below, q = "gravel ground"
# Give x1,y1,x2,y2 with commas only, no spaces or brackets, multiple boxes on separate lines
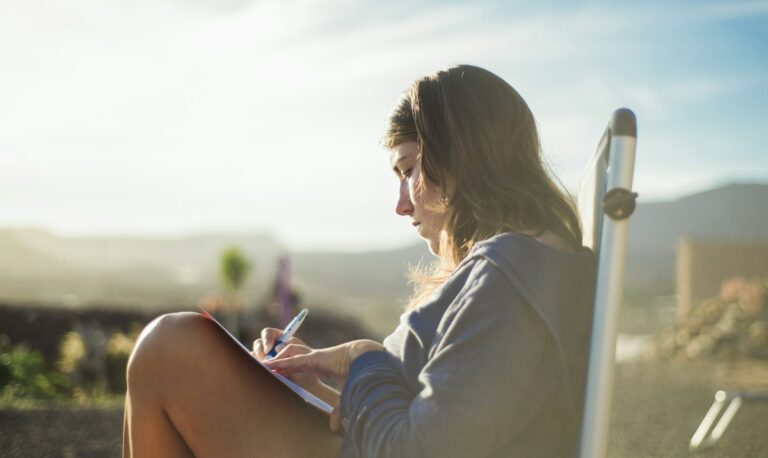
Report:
608,360,768,457
0,407,122,457
2,360,768,457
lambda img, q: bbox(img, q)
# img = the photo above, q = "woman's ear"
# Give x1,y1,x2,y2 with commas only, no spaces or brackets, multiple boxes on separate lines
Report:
442,175,456,202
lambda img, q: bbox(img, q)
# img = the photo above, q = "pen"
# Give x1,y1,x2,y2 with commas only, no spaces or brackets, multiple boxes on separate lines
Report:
265,308,309,361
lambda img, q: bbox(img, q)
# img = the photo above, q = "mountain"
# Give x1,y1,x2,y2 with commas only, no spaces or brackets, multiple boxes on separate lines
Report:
291,244,431,333
624,183,768,295
1,182,766,333
0,229,284,309
290,182,768,328
629,183,768,256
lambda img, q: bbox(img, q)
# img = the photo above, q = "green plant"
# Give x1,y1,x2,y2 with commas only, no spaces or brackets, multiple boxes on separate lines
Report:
220,246,252,293
57,324,138,396
56,324,109,397
219,246,253,335
57,331,86,374
0,335,69,400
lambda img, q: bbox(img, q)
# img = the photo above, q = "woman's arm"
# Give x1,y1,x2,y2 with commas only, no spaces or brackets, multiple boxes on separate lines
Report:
264,339,384,390
264,339,384,421
267,264,558,458
302,340,384,410
340,265,557,457
254,328,372,406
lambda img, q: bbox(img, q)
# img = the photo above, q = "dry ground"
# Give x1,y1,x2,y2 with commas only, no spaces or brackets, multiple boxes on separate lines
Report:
2,360,768,457
608,360,768,457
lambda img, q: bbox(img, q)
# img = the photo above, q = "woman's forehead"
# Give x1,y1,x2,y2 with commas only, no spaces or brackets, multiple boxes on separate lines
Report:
390,141,419,165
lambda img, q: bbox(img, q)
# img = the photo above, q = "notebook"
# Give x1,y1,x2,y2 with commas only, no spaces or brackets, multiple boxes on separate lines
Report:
199,308,333,416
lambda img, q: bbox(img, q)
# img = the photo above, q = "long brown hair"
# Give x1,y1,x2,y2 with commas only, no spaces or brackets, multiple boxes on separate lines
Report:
384,65,583,310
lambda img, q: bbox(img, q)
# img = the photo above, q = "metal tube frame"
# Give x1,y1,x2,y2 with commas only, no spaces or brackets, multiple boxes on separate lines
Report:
579,110,637,458
689,390,768,452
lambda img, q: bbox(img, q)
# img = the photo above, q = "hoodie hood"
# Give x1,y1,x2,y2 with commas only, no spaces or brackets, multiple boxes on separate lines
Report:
464,232,597,414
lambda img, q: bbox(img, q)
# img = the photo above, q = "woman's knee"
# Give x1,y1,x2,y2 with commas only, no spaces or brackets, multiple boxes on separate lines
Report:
126,312,212,388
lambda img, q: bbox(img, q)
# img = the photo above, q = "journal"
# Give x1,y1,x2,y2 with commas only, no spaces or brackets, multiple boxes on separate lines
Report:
199,308,333,416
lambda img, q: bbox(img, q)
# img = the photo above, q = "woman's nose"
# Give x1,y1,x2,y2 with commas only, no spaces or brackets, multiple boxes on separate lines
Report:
396,180,414,216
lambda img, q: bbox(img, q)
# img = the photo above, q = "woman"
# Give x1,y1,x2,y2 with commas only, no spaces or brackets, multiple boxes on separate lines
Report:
123,65,596,457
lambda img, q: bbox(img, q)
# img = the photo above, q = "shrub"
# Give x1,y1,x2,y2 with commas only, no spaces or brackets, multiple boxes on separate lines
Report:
57,324,139,395
656,276,768,360
57,323,108,396
105,330,138,392
0,334,70,400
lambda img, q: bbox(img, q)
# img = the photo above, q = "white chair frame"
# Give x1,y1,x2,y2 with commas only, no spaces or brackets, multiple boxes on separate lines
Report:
577,108,638,458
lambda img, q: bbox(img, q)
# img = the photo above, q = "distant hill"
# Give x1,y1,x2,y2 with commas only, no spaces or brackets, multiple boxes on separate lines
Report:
0,229,284,309
1,182,766,334
291,244,431,333
625,183,768,295
291,182,768,319
301,182,768,326
629,183,768,255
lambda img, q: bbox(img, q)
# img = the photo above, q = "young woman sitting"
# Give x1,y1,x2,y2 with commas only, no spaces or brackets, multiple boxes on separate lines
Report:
122,64,596,458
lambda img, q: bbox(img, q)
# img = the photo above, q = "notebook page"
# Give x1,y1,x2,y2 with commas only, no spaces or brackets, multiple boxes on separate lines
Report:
199,308,333,415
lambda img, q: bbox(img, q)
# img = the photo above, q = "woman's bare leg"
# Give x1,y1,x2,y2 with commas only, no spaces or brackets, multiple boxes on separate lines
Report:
123,312,342,458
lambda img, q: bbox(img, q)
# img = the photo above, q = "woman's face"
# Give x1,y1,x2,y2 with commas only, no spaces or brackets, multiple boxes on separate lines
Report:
390,141,448,256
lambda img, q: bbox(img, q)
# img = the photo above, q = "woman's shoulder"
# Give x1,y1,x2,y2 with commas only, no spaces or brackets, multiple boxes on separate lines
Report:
451,232,594,284
459,231,597,325
433,231,589,308
471,231,591,257
402,257,507,334
407,231,596,332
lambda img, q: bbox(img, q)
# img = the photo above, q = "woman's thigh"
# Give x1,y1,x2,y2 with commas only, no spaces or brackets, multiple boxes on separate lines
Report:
127,312,342,458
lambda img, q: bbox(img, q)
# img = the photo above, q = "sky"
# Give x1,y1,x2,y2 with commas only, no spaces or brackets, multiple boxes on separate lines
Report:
1,0,766,251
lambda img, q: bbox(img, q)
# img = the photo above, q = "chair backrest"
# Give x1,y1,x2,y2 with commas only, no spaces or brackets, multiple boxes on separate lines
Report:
577,108,638,458
577,125,610,254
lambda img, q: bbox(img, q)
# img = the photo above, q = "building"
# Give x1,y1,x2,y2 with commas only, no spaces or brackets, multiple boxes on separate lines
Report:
676,237,768,319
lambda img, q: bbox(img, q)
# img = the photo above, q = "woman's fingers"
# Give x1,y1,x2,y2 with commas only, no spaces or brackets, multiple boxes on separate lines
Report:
264,353,312,372
274,343,311,359
266,340,380,388
253,328,307,359
252,339,265,360
265,347,345,385
254,328,309,359
260,327,282,354
286,335,308,347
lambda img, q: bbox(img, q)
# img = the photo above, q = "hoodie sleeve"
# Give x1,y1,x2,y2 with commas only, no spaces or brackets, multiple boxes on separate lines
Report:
338,260,556,458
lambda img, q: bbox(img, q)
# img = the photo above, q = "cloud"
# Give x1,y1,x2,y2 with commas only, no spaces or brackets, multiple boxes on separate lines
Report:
0,0,765,249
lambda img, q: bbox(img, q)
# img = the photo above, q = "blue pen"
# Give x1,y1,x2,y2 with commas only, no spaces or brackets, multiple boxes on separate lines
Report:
265,308,309,361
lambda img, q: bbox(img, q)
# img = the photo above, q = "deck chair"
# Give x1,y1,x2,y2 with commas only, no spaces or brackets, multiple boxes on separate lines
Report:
689,389,768,451
576,108,638,458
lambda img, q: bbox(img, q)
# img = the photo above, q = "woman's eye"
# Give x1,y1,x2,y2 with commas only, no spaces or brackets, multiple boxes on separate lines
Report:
402,168,413,178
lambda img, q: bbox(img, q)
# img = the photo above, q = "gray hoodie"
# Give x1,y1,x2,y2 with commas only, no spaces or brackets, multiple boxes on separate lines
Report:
338,232,597,457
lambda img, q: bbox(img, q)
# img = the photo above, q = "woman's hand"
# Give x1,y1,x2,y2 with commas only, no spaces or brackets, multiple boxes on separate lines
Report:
263,339,384,388
252,327,305,362
252,329,329,397
261,337,383,433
